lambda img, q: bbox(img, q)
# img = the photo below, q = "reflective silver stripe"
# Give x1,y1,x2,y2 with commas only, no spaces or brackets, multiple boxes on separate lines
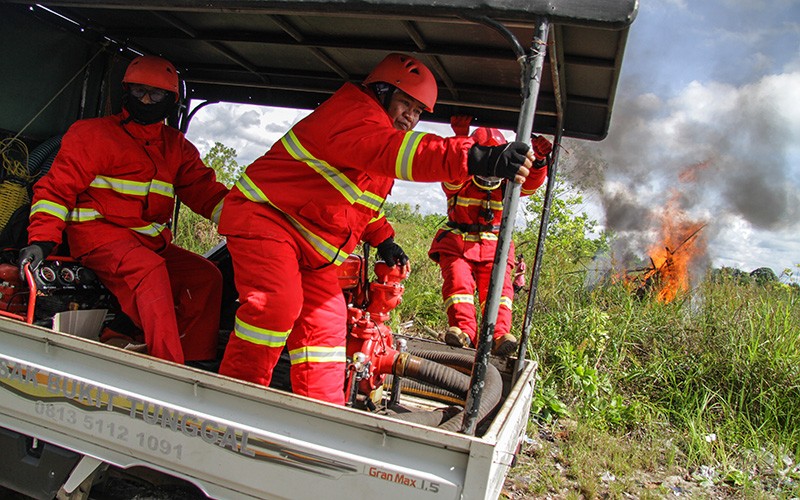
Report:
31,200,68,220
89,175,174,198
282,211,349,266
149,179,175,198
129,222,167,237
235,173,268,203
455,196,503,210
456,232,497,242
356,190,385,211
67,208,103,222
444,294,474,310
282,130,362,204
395,131,426,181
234,174,348,266
66,208,166,236
500,296,513,309
90,175,150,196
233,316,288,347
211,198,224,224
288,346,347,365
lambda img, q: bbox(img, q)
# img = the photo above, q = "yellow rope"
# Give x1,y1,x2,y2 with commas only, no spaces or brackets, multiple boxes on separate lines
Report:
0,137,33,229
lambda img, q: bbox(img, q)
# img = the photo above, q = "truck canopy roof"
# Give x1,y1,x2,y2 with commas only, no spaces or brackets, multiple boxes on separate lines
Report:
2,0,636,141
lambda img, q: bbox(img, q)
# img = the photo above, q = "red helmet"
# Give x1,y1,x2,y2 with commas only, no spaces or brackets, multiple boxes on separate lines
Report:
123,55,179,99
471,127,507,147
364,53,437,112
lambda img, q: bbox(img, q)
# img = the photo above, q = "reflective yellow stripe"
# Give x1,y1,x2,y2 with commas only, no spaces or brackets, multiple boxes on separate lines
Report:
288,346,347,365
234,174,349,266
31,200,68,220
233,316,289,347
150,179,175,198
67,208,103,222
211,198,224,224
282,130,361,203
395,131,426,181
90,175,174,198
454,196,503,210
66,208,165,236
480,296,514,310
235,173,269,203
369,212,386,224
445,294,474,310
90,175,149,195
357,190,385,211
129,222,167,237
447,229,498,242
443,181,464,190
281,131,387,211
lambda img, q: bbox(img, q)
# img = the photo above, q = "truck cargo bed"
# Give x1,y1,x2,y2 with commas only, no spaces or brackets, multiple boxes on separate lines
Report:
0,319,536,499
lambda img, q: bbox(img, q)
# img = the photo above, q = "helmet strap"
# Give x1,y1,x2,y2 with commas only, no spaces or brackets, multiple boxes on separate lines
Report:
367,82,397,111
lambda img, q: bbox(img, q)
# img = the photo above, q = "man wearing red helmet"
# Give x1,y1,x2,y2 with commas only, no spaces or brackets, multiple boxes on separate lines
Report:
217,53,537,404
428,116,552,356
19,55,229,365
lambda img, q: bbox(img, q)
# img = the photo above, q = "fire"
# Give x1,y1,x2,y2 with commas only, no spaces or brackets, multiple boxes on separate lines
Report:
639,190,707,303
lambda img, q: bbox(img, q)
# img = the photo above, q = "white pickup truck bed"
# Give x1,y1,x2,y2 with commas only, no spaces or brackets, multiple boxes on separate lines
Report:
0,318,536,500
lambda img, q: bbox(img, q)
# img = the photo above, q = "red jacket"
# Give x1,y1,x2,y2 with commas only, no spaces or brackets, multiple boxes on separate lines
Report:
428,169,547,263
220,83,475,267
28,110,228,252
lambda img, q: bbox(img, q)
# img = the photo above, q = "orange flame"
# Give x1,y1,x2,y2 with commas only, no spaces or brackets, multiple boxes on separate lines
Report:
641,190,707,303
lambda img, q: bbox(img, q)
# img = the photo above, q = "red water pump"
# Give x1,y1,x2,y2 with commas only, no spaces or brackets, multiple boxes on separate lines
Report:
339,255,410,406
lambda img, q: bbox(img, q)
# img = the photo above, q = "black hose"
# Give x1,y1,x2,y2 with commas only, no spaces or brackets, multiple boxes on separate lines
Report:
388,349,503,433
27,135,62,181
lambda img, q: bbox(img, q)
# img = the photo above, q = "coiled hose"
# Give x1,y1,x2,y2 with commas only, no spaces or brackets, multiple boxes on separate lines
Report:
387,349,503,433
26,135,62,184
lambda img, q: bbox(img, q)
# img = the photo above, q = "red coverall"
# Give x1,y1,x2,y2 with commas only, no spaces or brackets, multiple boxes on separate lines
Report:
27,110,229,364
218,82,475,404
428,170,546,346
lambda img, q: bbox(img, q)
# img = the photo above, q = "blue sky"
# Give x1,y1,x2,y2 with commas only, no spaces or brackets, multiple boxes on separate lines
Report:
186,0,800,278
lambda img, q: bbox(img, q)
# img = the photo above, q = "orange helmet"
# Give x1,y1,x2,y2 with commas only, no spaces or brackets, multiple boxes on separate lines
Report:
364,53,437,112
123,55,179,100
471,127,507,147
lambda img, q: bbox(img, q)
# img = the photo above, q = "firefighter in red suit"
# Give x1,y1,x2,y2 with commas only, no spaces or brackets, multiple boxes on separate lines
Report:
19,55,229,365
428,116,552,356
217,53,536,404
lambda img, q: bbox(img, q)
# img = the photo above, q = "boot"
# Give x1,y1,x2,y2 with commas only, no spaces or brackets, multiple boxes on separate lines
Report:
444,326,472,348
492,333,518,357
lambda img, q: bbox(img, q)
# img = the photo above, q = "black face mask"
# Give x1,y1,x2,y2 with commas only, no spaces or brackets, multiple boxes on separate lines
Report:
122,91,176,125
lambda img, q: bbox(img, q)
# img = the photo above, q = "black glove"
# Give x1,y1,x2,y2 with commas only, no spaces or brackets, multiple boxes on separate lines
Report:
18,241,55,279
376,238,409,267
468,142,531,180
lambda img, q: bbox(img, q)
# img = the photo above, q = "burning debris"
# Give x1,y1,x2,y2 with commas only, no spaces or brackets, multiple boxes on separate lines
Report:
623,191,708,303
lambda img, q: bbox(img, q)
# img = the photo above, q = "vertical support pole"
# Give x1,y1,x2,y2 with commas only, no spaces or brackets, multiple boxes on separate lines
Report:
462,16,550,435
513,126,563,382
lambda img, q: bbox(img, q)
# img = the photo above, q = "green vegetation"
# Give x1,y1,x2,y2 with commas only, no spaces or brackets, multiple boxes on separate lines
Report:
172,142,237,255
386,187,800,498
176,146,799,497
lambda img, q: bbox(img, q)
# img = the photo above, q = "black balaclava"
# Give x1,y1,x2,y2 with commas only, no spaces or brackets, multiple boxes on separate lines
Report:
122,90,177,125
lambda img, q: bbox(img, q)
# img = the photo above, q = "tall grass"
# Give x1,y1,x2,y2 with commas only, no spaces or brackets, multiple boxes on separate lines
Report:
386,208,800,492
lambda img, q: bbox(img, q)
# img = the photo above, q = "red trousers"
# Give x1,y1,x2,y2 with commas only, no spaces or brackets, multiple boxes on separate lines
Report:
438,253,515,345
69,226,221,364
218,222,347,405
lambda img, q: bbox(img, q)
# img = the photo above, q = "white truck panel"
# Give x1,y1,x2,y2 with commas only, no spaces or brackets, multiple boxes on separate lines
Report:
0,318,536,499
